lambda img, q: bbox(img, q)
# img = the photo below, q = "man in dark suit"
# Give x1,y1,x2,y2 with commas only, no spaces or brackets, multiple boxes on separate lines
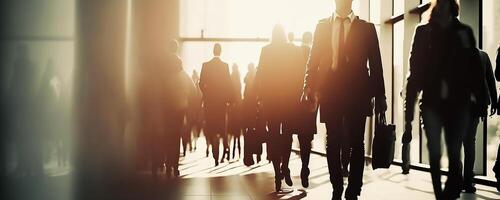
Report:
199,43,233,166
302,0,387,199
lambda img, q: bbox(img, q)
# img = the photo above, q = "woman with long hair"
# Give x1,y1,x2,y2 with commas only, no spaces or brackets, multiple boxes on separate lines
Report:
256,24,304,192
404,0,486,199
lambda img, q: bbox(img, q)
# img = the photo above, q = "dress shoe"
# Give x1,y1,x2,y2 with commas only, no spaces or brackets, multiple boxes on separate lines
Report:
331,191,342,200
173,169,180,177
275,176,282,192
282,169,293,186
462,184,476,193
300,167,310,188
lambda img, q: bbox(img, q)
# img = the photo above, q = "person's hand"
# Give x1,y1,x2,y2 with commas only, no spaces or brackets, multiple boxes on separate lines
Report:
375,97,387,114
402,122,412,144
491,104,498,116
301,87,314,103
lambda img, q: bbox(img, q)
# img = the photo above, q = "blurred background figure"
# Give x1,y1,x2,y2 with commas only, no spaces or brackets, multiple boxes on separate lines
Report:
163,39,189,178
229,63,242,160
462,49,497,193
11,44,43,177
494,45,500,192
296,31,318,188
188,70,203,152
256,24,303,192
38,58,68,167
288,32,295,45
241,63,264,166
199,43,233,166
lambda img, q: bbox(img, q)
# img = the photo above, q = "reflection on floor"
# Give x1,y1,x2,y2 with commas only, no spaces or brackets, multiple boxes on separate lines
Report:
4,137,500,200
145,147,499,200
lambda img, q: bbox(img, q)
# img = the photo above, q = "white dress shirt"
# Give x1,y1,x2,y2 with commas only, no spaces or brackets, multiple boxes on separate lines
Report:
331,11,356,71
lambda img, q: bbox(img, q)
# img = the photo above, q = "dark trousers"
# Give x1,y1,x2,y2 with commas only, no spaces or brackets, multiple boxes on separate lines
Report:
422,105,469,199
298,134,314,169
463,115,479,185
494,144,500,179
166,111,183,171
341,135,351,172
268,121,293,180
207,133,220,162
325,114,366,196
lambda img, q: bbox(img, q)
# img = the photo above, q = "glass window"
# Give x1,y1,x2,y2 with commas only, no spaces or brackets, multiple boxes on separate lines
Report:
1,0,75,176
370,0,381,24
393,21,404,160
181,41,266,76
393,0,404,15
180,0,365,39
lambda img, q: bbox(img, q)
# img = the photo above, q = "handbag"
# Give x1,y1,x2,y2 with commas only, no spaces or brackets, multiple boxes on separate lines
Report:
372,113,396,169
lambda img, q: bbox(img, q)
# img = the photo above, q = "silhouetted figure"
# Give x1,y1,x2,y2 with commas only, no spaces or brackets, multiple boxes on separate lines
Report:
241,63,264,165
228,64,243,160
38,59,66,167
11,44,43,177
188,70,203,151
302,0,387,198
404,1,486,199
256,24,304,192
462,50,497,193
494,46,500,192
294,31,318,188
180,72,197,157
163,39,189,178
220,63,235,162
288,32,295,44
199,43,233,166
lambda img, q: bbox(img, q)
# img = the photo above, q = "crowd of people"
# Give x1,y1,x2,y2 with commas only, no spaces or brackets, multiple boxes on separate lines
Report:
2,45,70,178
138,0,500,199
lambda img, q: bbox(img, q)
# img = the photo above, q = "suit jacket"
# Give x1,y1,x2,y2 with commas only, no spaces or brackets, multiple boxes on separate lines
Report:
256,42,304,121
405,20,485,121
476,50,497,114
304,16,386,122
495,46,500,81
199,57,233,108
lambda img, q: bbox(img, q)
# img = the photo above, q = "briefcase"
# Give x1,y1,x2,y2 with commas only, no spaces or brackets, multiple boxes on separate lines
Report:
372,113,396,169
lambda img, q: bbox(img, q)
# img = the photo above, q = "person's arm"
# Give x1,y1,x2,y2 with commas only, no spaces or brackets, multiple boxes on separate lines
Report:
367,23,387,114
303,23,323,98
495,46,500,81
481,51,498,114
405,26,425,124
222,63,234,104
255,48,267,102
403,26,425,143
199,64,207,105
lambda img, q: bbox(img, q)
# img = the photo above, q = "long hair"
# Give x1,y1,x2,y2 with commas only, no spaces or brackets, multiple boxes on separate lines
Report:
271,24,287,44
427,0,460,23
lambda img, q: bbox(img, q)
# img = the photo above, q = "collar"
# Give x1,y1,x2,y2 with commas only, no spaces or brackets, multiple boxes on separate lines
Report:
333,10,356,22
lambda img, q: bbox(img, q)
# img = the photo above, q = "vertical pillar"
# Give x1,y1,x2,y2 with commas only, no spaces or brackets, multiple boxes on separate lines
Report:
128,0,180,170
74,0,127,196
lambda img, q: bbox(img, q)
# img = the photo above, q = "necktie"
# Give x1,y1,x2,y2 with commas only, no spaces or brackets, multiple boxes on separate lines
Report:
337,17,347,70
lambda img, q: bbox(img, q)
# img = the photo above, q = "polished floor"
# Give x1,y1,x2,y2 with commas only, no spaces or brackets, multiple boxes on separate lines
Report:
4,138,500,200
149,144,500,200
